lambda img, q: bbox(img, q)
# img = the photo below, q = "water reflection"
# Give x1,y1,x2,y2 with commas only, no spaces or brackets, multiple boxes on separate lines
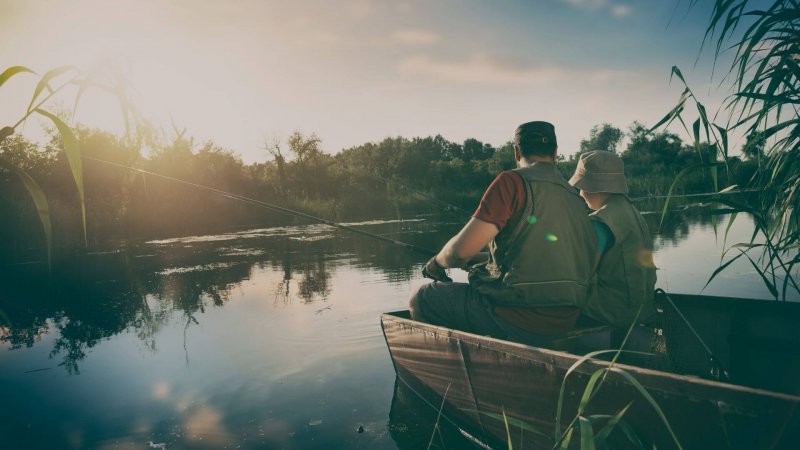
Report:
388,378,482,450
640,201,722,247
0,219,436,373
0,211,793,449
0,208,784,370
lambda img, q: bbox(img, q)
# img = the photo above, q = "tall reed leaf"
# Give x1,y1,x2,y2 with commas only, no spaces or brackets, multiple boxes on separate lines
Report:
0,156,52,270
35,108,87,246
661,0,800,298
578,416,595,450
0,65,35,88
502,408,513,450
607,367,683,449
592,402,633,447
472,410,548,438
427,383,450,450
554,349,651,441
658,163,725,228
26,65,77,114
558,427,574,450
738,248,780,299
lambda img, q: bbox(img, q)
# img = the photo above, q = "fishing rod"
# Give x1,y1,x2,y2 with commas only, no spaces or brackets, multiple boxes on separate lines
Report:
348,170,473,217
654,288,730,381
358,169,753,208
86,157,730,369
629,189,758,202
82,156,437,257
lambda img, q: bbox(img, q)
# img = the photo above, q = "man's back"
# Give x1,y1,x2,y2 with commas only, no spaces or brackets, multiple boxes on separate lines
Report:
470,162,597,309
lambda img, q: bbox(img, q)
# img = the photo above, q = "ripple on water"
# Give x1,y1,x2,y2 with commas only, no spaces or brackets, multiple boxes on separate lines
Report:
146,220,424,246
219,248,266,257
339,218,425,226
157,262,240,275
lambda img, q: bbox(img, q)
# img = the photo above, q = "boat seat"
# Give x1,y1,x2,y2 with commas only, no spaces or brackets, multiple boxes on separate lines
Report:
542,324,615,353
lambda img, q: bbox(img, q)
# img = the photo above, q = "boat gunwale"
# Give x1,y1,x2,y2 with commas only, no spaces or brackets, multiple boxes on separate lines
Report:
381,310,800,403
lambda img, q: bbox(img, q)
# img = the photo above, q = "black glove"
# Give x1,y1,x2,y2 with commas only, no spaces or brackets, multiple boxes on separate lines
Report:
422,256,452,282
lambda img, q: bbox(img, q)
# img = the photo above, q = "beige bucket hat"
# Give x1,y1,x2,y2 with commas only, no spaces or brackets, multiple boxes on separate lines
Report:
568,150,628,194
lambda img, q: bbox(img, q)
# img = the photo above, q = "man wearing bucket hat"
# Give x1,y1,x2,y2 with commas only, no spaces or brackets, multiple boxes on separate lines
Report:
569,150,657,328
408,121,598,343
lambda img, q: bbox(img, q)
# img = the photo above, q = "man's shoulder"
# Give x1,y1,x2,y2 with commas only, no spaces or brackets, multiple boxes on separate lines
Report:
485,170,524,192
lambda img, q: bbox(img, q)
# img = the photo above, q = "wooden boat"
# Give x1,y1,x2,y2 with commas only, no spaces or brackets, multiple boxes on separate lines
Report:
382,292,800,449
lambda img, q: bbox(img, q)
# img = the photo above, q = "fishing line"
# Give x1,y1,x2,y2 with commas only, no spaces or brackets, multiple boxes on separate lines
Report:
82,156,437,256
629,189,757,202
348,170,473,217
85,156,732,367
82,155,748,257
655,288,730,381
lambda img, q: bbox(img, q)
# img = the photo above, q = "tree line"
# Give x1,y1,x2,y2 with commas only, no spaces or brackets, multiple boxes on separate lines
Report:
0,121,763,261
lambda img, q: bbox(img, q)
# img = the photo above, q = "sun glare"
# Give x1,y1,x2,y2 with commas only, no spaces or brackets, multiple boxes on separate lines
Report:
2,0,254,149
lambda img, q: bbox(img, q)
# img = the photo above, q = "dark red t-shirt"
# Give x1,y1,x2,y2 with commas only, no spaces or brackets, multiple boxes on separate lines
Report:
472,171,527,231
471,170,580,335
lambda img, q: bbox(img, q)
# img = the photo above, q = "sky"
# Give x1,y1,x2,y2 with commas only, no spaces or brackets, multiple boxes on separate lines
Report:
0,0,746,163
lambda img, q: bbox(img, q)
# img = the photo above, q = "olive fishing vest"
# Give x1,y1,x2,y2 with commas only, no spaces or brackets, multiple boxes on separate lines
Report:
586,195,657,328
468,163,598,308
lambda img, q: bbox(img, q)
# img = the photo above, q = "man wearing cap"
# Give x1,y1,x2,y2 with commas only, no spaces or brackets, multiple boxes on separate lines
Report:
408,121,597,343
569,150,656,328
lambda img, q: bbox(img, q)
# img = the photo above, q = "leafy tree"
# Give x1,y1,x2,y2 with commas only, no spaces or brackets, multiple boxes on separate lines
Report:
264,137,288,202
459,138,494,162
741,132,766,162
287,131,322,163
580,123,624,153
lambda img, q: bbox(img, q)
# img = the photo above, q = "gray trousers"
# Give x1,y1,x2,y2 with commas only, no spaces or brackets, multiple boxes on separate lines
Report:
408,281,552,346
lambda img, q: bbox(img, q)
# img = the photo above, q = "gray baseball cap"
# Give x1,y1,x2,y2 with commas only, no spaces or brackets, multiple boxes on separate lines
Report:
569,150,628,194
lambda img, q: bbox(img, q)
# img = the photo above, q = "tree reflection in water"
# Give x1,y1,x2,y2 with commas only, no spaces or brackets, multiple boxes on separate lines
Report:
0,219,432,373
0,209,727,374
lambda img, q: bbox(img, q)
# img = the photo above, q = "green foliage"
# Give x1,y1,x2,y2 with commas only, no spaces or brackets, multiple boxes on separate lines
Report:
3,118,765,263
0,65,35,88
1,64,144,266
656,0,800,300
741,131,765,161
579,123,623,153
0,156,52,269
35,109,86,246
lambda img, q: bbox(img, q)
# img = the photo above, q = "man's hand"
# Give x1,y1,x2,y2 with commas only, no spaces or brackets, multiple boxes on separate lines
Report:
422,256,452,282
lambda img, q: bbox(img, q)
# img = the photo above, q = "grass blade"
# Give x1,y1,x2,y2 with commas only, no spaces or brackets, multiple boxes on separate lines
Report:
0,65,35,88
35,108,86,246
608,367,683,450
427,383,451,450
471,410,549,437
578,369,606,415
558,427,574,450
721,211,738,260
26,65,77,114
616,418,646,450
555,349,651,440
593,402,633,447
578,416,595,450
738,248,779,299
0,156,52,271
502,408,514,450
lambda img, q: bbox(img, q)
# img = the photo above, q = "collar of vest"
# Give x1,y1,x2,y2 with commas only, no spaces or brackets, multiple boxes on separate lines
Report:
513,162,574,191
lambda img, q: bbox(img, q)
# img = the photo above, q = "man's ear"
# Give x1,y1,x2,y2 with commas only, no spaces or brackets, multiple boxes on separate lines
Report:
514,147,521,162
553,146,559,159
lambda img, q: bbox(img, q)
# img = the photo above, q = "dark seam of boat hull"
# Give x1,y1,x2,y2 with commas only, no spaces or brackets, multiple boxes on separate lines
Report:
458,338,486,434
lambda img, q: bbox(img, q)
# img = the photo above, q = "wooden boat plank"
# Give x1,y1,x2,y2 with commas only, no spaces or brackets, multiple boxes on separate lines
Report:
383,308,800,450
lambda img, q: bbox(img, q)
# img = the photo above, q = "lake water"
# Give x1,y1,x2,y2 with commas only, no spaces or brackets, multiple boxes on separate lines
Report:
0,205,796,449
